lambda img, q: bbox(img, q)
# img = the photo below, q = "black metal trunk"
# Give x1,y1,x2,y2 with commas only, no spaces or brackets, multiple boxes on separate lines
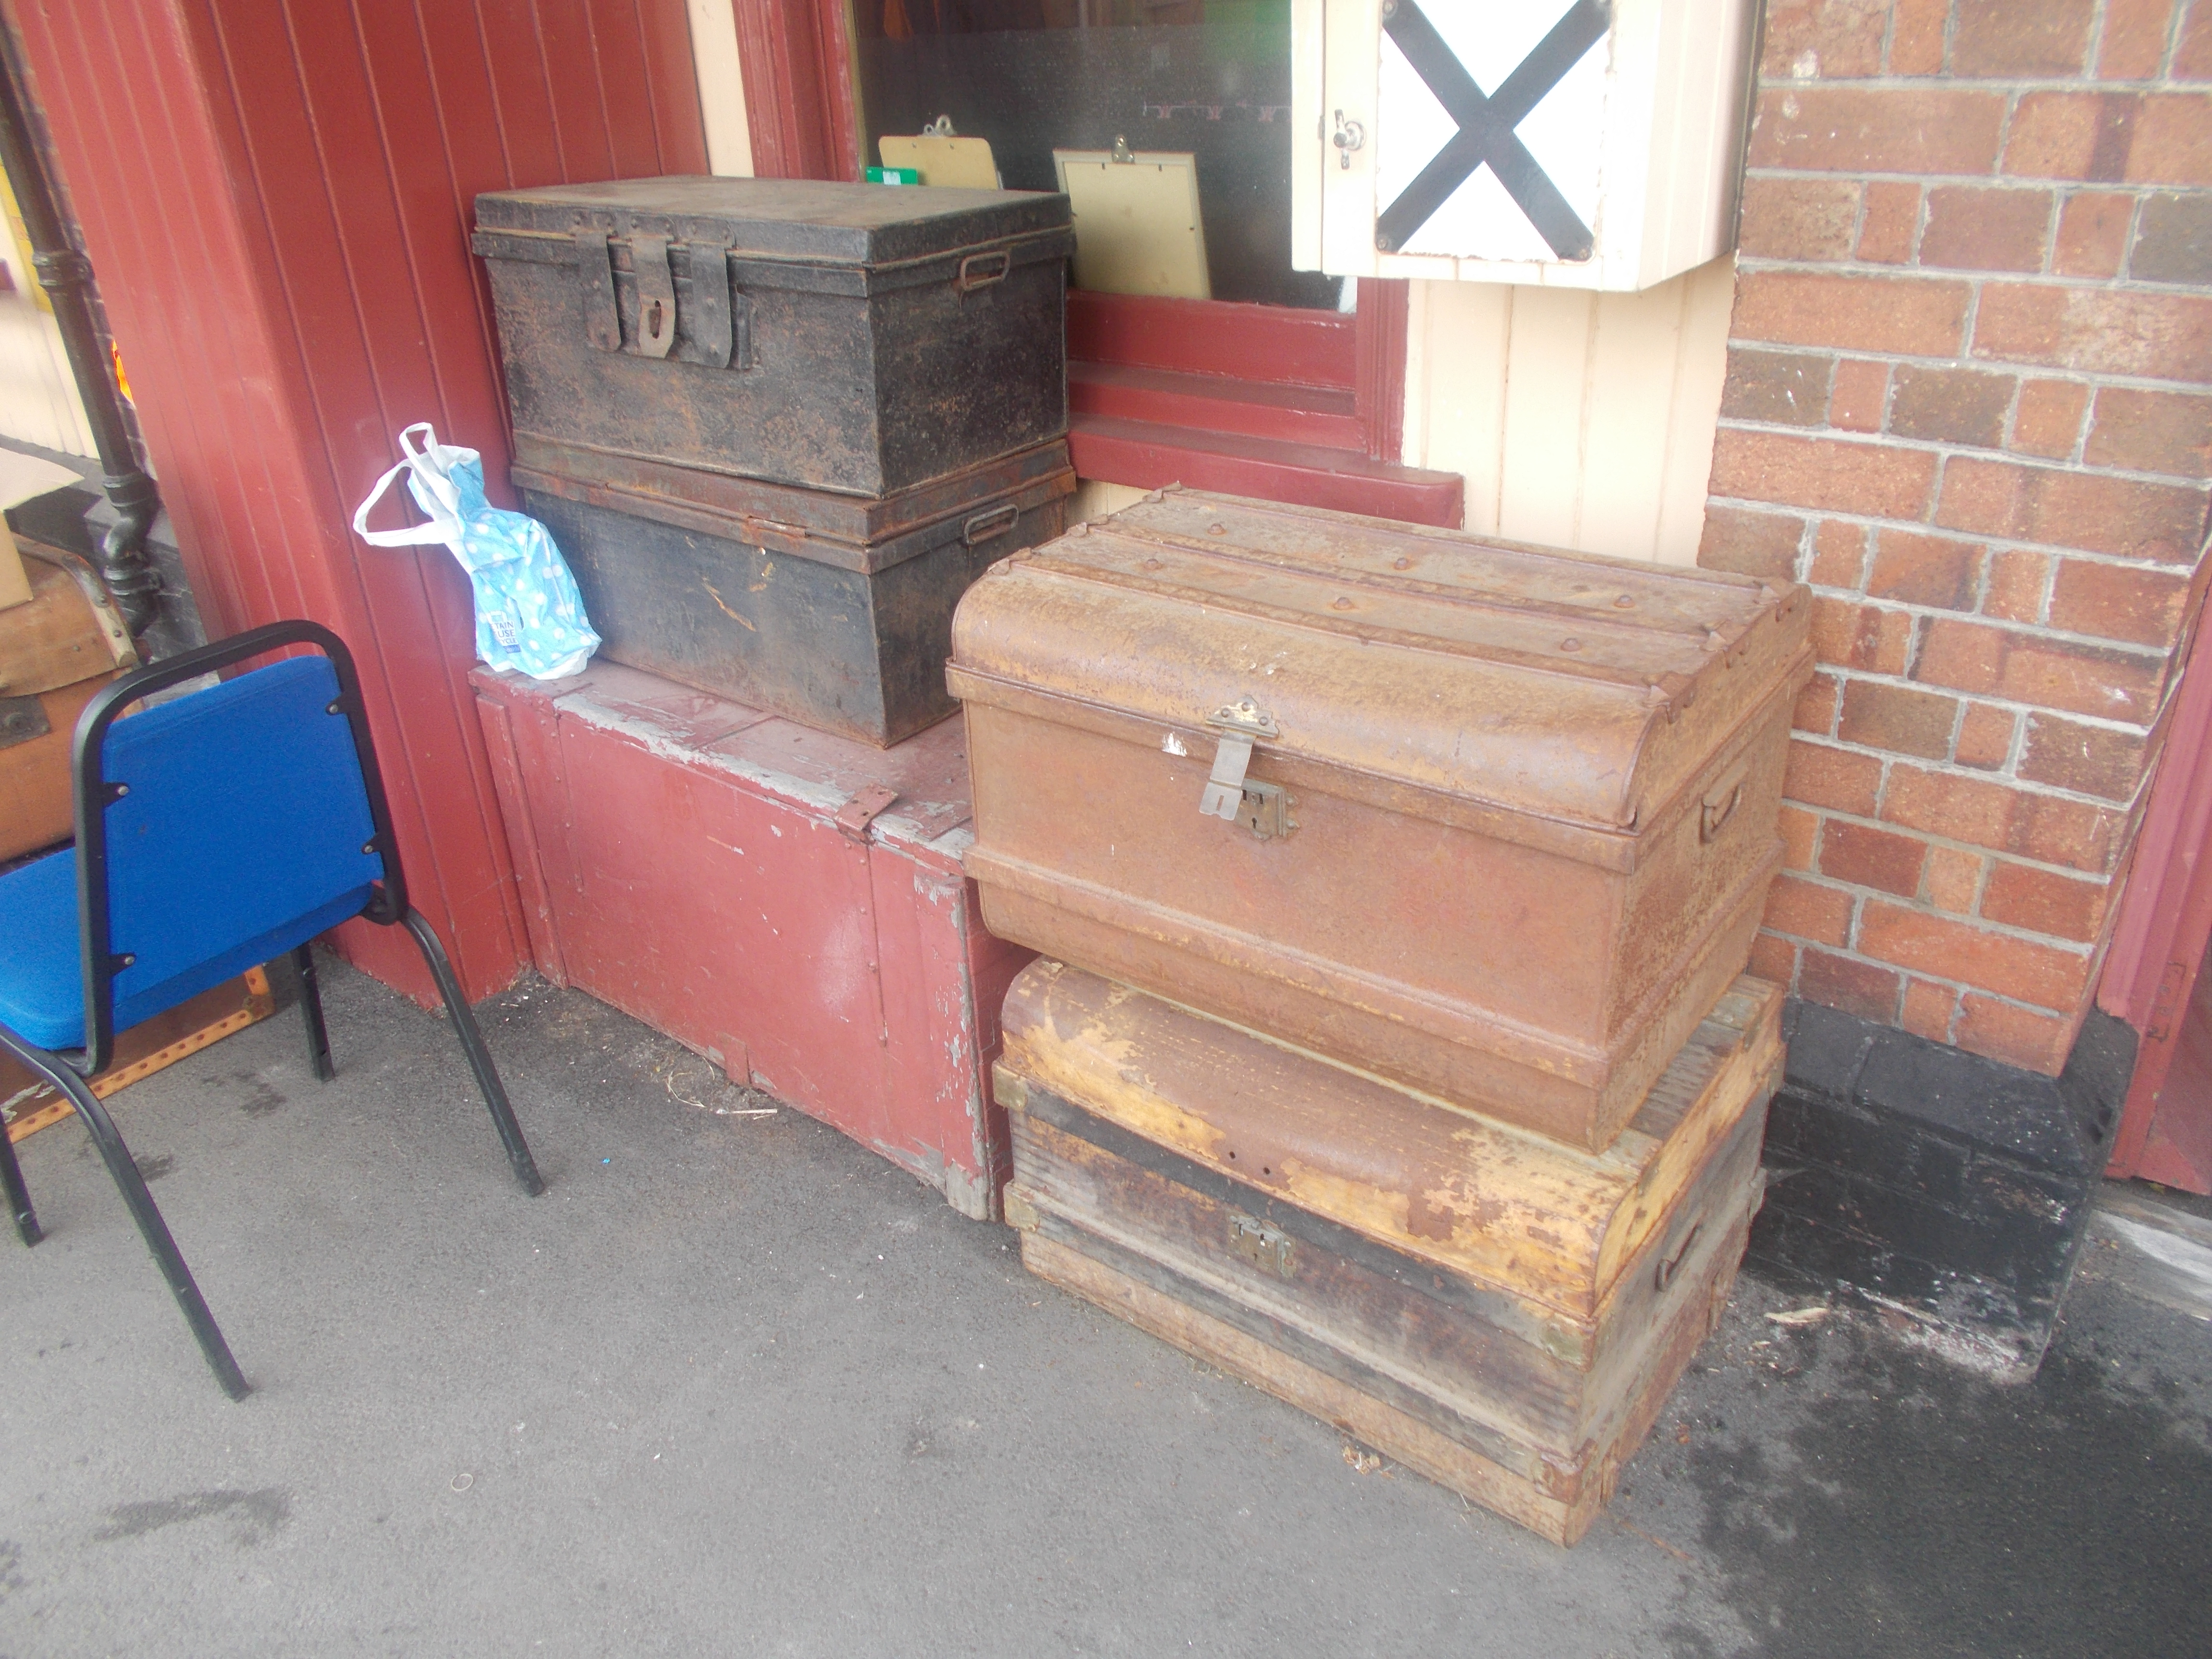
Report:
521,441,1075,747
473,177,1072,498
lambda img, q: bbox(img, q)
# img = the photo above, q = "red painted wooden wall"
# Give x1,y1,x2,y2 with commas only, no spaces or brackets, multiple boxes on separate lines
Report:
9,0,708,1002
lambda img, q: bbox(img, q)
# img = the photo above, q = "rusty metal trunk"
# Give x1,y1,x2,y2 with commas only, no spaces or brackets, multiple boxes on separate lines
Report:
522,440,1074,748
949,488,1813,1150
472,177,1072,498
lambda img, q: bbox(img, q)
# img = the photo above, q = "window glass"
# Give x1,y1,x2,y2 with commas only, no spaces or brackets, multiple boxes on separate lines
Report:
853,0,1342,310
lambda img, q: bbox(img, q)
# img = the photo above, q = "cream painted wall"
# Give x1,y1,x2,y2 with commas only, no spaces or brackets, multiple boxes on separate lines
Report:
1400,254,1736,565
0,288,93,460
687,0,755,176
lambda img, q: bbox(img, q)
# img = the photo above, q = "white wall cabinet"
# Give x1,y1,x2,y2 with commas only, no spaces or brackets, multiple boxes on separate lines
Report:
1294,0,1758,291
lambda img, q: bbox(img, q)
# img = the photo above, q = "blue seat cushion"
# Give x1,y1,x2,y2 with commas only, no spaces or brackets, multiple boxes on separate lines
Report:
0,844,372,1054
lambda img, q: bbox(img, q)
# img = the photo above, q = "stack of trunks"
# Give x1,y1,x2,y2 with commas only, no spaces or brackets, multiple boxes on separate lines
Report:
471,176,1078,747
949,488,1814,1544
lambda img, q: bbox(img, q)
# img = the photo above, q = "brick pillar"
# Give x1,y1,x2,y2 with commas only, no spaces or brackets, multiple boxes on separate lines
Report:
1703,0,2212,1078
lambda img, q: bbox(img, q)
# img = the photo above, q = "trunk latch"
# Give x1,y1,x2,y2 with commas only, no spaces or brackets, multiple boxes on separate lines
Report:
1199,699,1293,839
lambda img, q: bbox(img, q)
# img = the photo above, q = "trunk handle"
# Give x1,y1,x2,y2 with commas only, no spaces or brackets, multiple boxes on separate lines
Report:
955,249,1010,294
1655,1222,1702,1292
1700,763,1748,845
962,503,1021,546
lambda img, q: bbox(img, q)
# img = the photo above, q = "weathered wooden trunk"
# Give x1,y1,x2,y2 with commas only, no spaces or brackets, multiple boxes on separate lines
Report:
0,542,136,862
472,178,1073,498
950,488,1812,1150
998,960,1782,1545
521,440,1074,746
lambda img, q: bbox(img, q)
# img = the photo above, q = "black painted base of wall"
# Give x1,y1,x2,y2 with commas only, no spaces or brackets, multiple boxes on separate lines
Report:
1752,999,2138,1379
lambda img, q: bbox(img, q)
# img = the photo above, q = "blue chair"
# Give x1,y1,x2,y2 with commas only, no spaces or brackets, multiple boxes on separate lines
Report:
0,620,543,1399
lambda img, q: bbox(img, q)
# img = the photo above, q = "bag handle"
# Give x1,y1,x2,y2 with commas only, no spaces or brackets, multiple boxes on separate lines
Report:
353,422,460,546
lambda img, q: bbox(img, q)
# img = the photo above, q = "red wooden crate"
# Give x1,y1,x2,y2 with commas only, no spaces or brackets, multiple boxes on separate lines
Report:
471,662,1032,1217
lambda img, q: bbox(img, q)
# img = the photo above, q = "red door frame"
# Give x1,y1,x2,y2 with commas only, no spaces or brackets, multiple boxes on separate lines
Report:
729,0,1421,483
2098,577,2212,1191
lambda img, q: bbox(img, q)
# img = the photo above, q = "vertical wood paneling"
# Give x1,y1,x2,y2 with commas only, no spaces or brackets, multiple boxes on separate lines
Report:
11,0,708,1003
1402,254,1735,565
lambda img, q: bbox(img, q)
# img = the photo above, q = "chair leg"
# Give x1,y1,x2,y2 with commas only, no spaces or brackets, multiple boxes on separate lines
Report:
0,1026,249,1400
399,909,546,1197
292,943,336,1082
0,1106,40,1246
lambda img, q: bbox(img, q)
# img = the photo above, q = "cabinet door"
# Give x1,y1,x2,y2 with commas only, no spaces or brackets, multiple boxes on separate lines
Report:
1296,0,1757,292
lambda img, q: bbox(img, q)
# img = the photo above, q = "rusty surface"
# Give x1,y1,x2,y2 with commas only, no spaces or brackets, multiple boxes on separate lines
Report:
997,959,1777,1546
950,489,1812,1150
526,448,1072,749
473,177,1073,499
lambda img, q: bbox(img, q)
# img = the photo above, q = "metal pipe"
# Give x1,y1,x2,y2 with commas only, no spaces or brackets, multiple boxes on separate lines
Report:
0,25,159,637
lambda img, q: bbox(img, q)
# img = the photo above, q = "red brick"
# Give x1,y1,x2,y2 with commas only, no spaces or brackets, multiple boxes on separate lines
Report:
2085,387,2212,480
1750,88,2009,175
1955,702,2020,769
1819,817,1931,894
1830,359,1889,433
1723,348,1832,427
1838,680,1961,759
1761,0,1892,78
2004,92,2142,182
1734,270,1970,356
1890,0,1950,72
2010,380,2089,460
1883,763,2120,870
1798,947,1904,1022
1974,284,2212,384
1954,995,2077,1071
1787,738,1886,815
1937,454,2210,562
1870,530,1979,610
1779,804,1820,871
1810,597,1916,673
1857,181,1923,264
2019,712,2152,800
1749,930,1801,987
2052,192,2136,278
1984,550,2052,622
2131,192,2212,284
2048,557,2193,648
1926,844,1988,911
1890,366,2013,450
1810,520,1870,588
2099,0,2182,79
1796,670,1842,734
1954,0,2097,76
1739,176,1863,260
1920,187,2054,273
1698,505,1806,580
1857,902,2094,1008
1713,429,1938,519
1982,860,2114,941
1767,874,1856,945
2180,0,2212,77
1913,615,2165,721
2128,94,2212,185
1901,977,1961,1041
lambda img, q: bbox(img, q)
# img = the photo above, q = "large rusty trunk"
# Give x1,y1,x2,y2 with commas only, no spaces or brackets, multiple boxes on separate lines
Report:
950,489,1812,1150
998,961,1782,1546
472,178,1072,498
520,440,1074,747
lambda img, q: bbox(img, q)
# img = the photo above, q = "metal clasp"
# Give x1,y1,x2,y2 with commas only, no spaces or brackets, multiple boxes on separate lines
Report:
1227,1213,1295,1279
1199,698,1276,822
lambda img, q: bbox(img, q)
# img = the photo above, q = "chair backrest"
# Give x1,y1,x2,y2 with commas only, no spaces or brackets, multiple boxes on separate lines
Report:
75,626,394,1064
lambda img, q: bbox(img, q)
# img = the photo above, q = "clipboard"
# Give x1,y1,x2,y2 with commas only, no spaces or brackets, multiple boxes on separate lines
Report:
878,133,1000,190
1052,146,1210,300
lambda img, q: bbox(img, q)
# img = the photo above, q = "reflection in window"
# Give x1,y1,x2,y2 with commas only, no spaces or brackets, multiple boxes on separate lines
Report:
854,1,1342,310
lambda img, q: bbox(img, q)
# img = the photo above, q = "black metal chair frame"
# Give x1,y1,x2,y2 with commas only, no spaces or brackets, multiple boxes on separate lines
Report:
0,620,543,1400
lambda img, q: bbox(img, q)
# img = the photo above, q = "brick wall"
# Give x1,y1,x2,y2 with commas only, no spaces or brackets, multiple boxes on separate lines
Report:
1703,0,2212,1075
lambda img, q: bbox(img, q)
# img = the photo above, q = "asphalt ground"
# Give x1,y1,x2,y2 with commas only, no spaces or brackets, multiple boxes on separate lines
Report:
2,954,2205,1658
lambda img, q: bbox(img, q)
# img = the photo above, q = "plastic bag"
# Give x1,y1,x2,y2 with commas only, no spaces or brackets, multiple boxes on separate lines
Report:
352,422,599,680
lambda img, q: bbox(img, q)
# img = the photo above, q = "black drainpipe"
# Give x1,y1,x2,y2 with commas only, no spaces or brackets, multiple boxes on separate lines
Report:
0,27,158,638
